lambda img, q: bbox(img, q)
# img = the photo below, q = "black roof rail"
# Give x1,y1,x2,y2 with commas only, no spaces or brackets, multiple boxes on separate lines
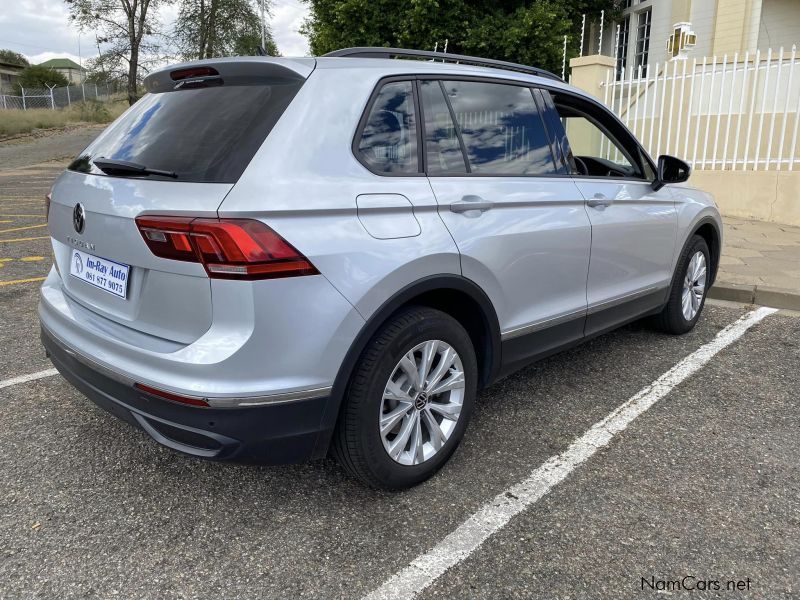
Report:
323,47,564,82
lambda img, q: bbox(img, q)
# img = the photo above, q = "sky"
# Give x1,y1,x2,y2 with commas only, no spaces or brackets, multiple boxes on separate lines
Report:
0,0,311,67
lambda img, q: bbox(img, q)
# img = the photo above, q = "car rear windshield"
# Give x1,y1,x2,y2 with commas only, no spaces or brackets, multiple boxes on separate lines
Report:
69,81,303,183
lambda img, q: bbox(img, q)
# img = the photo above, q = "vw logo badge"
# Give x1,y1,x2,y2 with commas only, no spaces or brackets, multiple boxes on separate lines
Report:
73,203,85,234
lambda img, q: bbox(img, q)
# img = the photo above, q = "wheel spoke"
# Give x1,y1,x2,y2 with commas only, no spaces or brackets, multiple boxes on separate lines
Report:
388,413,416,460
410,412,424,464
422,409,445,451
384,379,412,403
689,254,699,281
682,290,692,319
428,369,465,396
418,341,437,388
694,266,707,284
425,347,456,392
398,353,420,391
380,403,412,436
428,400,462,421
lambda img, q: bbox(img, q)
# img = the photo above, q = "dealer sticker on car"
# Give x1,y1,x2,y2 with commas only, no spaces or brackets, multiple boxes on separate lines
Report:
69,249,129,298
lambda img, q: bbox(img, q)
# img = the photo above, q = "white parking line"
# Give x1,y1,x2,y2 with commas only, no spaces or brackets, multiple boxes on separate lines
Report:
365,306,778,600
0,368,58,390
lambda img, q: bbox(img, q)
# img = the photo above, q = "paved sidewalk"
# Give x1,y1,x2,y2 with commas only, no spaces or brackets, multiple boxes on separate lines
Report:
711,217,800,310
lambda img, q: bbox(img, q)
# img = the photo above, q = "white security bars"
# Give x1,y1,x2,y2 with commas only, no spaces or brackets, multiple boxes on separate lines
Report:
600,46,800,171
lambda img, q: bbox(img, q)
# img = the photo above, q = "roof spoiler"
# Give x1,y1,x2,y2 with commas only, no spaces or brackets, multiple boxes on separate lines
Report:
143,57,315,93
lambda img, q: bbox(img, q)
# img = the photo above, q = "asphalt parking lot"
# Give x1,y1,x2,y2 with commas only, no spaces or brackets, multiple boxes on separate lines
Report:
1,145,798,599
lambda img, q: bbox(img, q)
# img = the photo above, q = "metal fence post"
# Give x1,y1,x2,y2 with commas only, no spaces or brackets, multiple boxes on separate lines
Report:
21,85,26,110
81,83,85,102
95,83,98,99
48,84,55,109
66,85,71,106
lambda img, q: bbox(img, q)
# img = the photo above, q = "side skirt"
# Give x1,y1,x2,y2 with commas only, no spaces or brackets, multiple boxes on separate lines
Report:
585,287,668,338
497,288,668,380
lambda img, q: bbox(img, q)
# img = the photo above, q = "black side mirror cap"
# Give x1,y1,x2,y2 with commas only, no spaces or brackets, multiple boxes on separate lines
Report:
652,155,691,191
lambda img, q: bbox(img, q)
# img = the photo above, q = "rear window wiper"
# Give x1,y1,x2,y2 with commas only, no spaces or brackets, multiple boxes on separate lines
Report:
93,158,178,179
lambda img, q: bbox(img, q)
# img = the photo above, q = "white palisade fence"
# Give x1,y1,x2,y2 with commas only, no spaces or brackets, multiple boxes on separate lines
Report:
601,46,800,171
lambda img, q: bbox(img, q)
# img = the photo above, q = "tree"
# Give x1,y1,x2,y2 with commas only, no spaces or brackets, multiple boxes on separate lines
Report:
65,0,173,105
301,0,620,74
0,49,29,67
173,0,278,61
13,65,69,93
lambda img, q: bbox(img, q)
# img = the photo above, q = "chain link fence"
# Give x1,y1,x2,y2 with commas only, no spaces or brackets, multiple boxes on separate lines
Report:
0,81,122,110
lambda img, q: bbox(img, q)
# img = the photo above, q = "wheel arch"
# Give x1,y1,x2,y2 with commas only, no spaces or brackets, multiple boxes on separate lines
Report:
690,216,721,286
312,275,501,458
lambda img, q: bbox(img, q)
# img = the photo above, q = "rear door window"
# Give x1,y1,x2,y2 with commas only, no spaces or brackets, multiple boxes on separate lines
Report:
439,80,557,175
419,80,468,174
355,81,419,174
69,80,303,183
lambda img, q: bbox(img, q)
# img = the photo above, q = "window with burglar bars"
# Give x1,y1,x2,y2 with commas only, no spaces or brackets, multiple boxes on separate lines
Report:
616,15,630,81
635,8,652,77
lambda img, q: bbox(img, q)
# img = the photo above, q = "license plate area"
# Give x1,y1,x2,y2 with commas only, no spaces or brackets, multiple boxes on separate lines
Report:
69,249,130,299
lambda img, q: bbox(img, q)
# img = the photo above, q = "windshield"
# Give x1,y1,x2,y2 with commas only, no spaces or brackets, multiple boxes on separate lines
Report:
69,81,302,183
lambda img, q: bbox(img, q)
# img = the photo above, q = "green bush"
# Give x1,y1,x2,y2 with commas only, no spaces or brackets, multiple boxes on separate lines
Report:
13,65,69,93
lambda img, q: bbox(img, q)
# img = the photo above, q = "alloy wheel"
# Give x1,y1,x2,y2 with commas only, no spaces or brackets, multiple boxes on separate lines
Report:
682,250,707,321
379,340,465,466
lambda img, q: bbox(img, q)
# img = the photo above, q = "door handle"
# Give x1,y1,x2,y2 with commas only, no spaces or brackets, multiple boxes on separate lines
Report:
450,195,494,214
586,194,613,209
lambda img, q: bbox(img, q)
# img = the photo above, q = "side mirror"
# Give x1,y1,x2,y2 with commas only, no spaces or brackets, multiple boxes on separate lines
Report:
652,155,691,191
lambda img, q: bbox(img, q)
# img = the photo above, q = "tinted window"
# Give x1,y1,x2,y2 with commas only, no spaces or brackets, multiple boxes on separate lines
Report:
441,80,556,175
70,81,302,183
419,80,467,174
357,81,418,174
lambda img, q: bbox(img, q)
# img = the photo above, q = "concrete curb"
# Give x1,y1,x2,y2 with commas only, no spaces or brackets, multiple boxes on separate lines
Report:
709,282,800,311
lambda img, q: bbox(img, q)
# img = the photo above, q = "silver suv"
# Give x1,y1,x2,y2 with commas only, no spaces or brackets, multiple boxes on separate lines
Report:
40,48,721,488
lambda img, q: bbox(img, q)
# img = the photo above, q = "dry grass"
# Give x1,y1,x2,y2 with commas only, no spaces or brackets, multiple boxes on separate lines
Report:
0,99,129,138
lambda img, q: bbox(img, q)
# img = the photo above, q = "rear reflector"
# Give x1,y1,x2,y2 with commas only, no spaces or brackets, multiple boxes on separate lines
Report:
134,382,210,407
135,216,318,280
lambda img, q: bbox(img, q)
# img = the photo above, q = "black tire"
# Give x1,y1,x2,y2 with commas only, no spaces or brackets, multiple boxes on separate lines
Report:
332,306,478,489
653,234,710,334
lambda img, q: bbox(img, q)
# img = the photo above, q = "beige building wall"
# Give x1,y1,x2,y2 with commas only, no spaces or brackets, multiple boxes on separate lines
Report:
691,170,800,227
712,0,754,56
758,0,800,51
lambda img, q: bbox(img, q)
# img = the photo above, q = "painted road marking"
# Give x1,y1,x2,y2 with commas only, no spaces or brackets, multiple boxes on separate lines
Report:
0,368,58,390
0,223,47,234
0,236,49,243
365,306,779,600
0,256,47,266
0,276,47,286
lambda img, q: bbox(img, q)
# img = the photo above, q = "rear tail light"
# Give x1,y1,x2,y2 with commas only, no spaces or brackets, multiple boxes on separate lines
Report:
135,216,319,280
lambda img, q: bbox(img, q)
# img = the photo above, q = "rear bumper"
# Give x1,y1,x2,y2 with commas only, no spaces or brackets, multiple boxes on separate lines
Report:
42,326,332,464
